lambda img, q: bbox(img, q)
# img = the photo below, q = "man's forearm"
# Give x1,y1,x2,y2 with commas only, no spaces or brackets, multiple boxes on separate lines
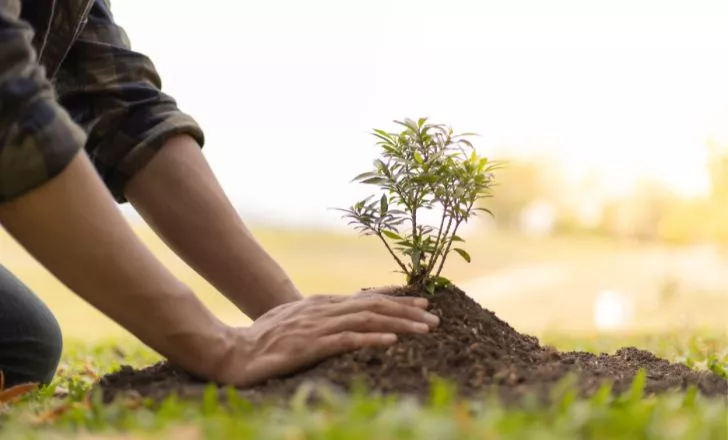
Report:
0,151,229,378
124,135,302,320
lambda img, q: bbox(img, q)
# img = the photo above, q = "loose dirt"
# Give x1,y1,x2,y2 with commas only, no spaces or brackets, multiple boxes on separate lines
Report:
96,286,727,405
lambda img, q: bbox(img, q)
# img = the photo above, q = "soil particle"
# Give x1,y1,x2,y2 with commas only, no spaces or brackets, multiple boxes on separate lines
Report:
96,286,728,405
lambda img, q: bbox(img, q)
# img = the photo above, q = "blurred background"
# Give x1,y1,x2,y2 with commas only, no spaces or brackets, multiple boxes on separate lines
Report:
1,0,726,343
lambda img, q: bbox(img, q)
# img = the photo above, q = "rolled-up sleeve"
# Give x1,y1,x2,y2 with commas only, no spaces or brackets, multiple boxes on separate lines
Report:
54,0,205,203
0,0,86,202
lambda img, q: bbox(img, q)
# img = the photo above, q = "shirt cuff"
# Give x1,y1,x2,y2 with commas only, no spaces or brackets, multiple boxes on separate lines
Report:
0,96,87,203
97,111,205,204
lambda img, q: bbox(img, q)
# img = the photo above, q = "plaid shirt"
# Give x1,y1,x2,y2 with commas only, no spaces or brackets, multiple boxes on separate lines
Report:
0,0,204,203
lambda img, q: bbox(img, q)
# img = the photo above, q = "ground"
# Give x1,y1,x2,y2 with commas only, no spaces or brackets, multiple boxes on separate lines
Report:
0,225,726,439
1,332,725,439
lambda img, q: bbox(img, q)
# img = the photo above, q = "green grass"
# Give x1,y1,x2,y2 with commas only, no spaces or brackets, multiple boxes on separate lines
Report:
1,332,725,440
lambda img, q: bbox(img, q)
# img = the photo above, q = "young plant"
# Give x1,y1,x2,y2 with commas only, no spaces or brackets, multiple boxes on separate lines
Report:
338,118,499,293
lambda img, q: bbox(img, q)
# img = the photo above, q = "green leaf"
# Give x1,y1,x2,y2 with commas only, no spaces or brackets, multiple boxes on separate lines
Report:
628,369,647,403
361,177,385,185
425,281,436,295
372,128,392,139
373,159,388,172
381,230,402,240
414,151,424,164
682,384,698,408
350,171,375,183
434,276,452,287
477,157,489,173
379,194,388,215
411,248,422,269
451,235,464,242
453,248,471,263
590,382,613,406
372,133,395,145
475,207,494,217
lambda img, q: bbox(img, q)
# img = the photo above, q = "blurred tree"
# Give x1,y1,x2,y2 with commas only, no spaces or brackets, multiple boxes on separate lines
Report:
707,138,728,250
657,198,711,245
630,177,678,242
591,177,676,242
483,154,565,231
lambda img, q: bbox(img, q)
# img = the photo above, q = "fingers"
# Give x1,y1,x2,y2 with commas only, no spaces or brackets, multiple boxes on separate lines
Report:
314,331,399,358
393,296,429,309
317,310,431,336
308,291,430,310
353,291,430,309
320,297,440,327
308,294,346,304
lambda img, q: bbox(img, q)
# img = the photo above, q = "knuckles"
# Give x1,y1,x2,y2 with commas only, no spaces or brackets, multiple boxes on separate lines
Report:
336,331,358,346
353,311,378,326
310,294,338,303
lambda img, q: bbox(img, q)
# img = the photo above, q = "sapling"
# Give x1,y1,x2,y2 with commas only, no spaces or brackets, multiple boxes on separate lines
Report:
338,118,499,294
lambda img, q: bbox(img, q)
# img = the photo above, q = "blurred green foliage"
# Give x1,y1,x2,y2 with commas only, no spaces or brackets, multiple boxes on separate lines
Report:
483,140,728,249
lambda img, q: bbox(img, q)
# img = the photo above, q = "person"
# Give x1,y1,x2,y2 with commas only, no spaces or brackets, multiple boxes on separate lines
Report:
0,0,439,389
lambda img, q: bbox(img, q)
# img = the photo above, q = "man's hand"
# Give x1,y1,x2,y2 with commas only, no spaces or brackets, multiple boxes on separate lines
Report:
209,290,440,388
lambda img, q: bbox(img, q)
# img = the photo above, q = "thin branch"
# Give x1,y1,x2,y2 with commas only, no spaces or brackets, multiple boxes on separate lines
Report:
376,231,409,275
435,200,474,277
435,219,462,278
431,214,454,277
426,202,450,275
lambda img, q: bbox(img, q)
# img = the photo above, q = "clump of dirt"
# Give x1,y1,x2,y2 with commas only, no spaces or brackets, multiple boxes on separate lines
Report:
96,286,727,405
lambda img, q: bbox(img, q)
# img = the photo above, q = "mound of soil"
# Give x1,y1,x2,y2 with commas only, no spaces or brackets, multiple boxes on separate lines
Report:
96,286,727,405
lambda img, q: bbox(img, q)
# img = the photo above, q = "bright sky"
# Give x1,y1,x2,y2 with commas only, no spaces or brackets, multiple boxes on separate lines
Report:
112,0,728,228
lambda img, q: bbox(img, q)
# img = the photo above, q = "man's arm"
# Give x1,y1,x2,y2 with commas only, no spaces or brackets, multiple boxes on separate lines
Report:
124,135,302,320
0,1,229,379
0,152,230,379
55,0,301,319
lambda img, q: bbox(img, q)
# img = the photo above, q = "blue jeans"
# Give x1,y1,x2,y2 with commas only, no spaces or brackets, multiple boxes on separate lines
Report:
0,264,63,388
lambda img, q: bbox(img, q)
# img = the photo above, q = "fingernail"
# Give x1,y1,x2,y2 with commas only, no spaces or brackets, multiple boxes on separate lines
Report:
414,298,428,308
413,322,429,333
423,312,440,326
383,334,397,344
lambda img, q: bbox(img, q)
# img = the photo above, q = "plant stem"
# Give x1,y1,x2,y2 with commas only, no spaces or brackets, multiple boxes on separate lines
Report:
433,214,455,277
435,200,474,278
411,190,419,241
426,203,449,275
435,217,462,278
376,231,409,275
410,187,422,268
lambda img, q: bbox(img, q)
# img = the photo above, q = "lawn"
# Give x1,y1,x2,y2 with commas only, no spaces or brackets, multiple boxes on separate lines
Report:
0,225,726,439
0,332,725,439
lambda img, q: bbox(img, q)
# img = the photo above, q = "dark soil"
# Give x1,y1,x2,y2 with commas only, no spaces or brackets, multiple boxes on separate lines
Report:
96,286,727,406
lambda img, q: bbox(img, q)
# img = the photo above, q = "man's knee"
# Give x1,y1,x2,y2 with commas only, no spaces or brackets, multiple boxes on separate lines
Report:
30,309,64,385
0,265,63,387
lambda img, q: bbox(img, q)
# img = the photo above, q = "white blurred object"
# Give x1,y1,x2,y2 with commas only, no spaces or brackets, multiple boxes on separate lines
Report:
518,200,556,237
593,289,635,331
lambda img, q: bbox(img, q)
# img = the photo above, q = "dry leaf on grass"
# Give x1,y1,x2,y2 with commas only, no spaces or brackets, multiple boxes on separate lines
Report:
32,392,93,425
33,390,144,426
0,370,39,405
53,386,70,399
83,361,99,380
